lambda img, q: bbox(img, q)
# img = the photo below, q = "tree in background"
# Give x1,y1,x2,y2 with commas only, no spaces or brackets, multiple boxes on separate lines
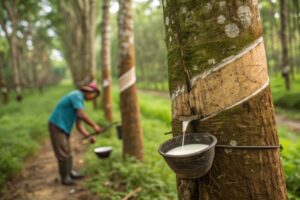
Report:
280,0,290,90
118,0,144,160
0,0,54,99
0,52,8,105
107,1,168,91
31,27,59,91
49,0,96,86
162,0,287,199
0,0,22,101
258,0,300,77
133,2,167,86
101,0,114,122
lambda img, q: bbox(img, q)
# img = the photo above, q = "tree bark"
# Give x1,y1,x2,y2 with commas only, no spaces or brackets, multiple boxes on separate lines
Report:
118,0,144,160
56,0,95,87
1,0,22,101
280,0,291,90
162,0,288,199
294,0,300,73
0,52,9,105
101,0,114,121
9,24,22,101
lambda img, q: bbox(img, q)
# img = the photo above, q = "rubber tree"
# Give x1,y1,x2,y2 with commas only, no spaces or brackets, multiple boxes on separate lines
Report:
162,0,288,199
117,0,144,160
280,0,290,90
50,0,96,86
101,0,114,121
0,0,22,101
0,52,8,105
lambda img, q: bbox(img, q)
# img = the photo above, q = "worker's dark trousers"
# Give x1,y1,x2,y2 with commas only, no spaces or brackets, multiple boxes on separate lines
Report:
48,122,71,161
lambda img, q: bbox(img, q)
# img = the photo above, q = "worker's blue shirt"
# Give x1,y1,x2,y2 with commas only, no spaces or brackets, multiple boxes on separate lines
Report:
49,90,84,134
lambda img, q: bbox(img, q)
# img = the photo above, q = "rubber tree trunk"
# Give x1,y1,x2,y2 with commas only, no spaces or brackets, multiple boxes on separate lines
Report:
118,0,144,160
87,0,98,110
2,0,22,101
57,0,95,87
280,0,291,90
295,1,300,73
83,0,96,80
162,0,288,199
9,34,22,101
0,52,9,105
101,0,114,121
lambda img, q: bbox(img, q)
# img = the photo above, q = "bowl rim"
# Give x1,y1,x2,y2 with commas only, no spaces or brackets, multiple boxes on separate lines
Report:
158,132,217,158
94,146,113,153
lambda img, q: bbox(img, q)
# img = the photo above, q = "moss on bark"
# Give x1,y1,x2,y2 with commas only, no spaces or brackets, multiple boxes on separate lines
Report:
163,0,262,93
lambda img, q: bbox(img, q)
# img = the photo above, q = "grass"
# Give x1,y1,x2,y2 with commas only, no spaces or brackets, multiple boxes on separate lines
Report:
138,81,169,92
270,74,300,120
0,79,300,199
277,126,300,199
0,86,72,189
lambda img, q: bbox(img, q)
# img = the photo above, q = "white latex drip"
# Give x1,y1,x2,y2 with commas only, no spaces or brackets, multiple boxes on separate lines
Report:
182,120,191,149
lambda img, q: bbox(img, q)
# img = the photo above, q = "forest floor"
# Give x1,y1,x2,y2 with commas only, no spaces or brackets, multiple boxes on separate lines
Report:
276,115,300,132
1,132,98,200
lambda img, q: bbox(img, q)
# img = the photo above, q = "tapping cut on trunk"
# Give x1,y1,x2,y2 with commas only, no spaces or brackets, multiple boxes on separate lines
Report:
162,0,288,199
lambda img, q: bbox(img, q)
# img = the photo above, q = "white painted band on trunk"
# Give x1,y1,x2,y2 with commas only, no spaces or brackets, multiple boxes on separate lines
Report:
119,67,136,93
103,79,110,88
200,78,269,122
191,37,264,87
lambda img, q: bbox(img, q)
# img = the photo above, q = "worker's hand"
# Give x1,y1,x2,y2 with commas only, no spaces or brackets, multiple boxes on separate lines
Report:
89,135,96,144
93,124,102,134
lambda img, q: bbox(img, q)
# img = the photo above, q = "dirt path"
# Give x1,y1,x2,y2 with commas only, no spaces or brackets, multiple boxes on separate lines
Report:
1,133,98,200
275,115,300,132
140,89,300,132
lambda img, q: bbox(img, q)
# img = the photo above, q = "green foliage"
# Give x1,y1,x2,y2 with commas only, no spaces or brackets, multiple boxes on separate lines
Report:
278,127,300,199
271,74,300,113
139,92,171,124
0,86,73,190
138,81,169,92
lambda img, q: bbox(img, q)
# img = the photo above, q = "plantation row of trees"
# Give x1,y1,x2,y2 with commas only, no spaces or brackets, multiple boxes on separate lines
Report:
260,0,300,90
0,0,295,199
0,0,299,104
0,0,61,103
0,0,144,163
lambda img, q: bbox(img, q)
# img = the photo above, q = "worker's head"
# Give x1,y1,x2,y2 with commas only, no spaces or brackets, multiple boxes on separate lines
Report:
80,82,100,101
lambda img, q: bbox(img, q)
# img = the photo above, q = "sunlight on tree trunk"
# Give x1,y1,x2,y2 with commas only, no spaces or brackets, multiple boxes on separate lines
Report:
118,0,144,160
162,0,288,199
280,0,291,90
101,0,114,121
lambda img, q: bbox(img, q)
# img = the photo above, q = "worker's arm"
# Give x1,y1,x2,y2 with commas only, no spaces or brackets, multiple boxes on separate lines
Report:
76,119,90,137
76,120,96,143
76,109,101,133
